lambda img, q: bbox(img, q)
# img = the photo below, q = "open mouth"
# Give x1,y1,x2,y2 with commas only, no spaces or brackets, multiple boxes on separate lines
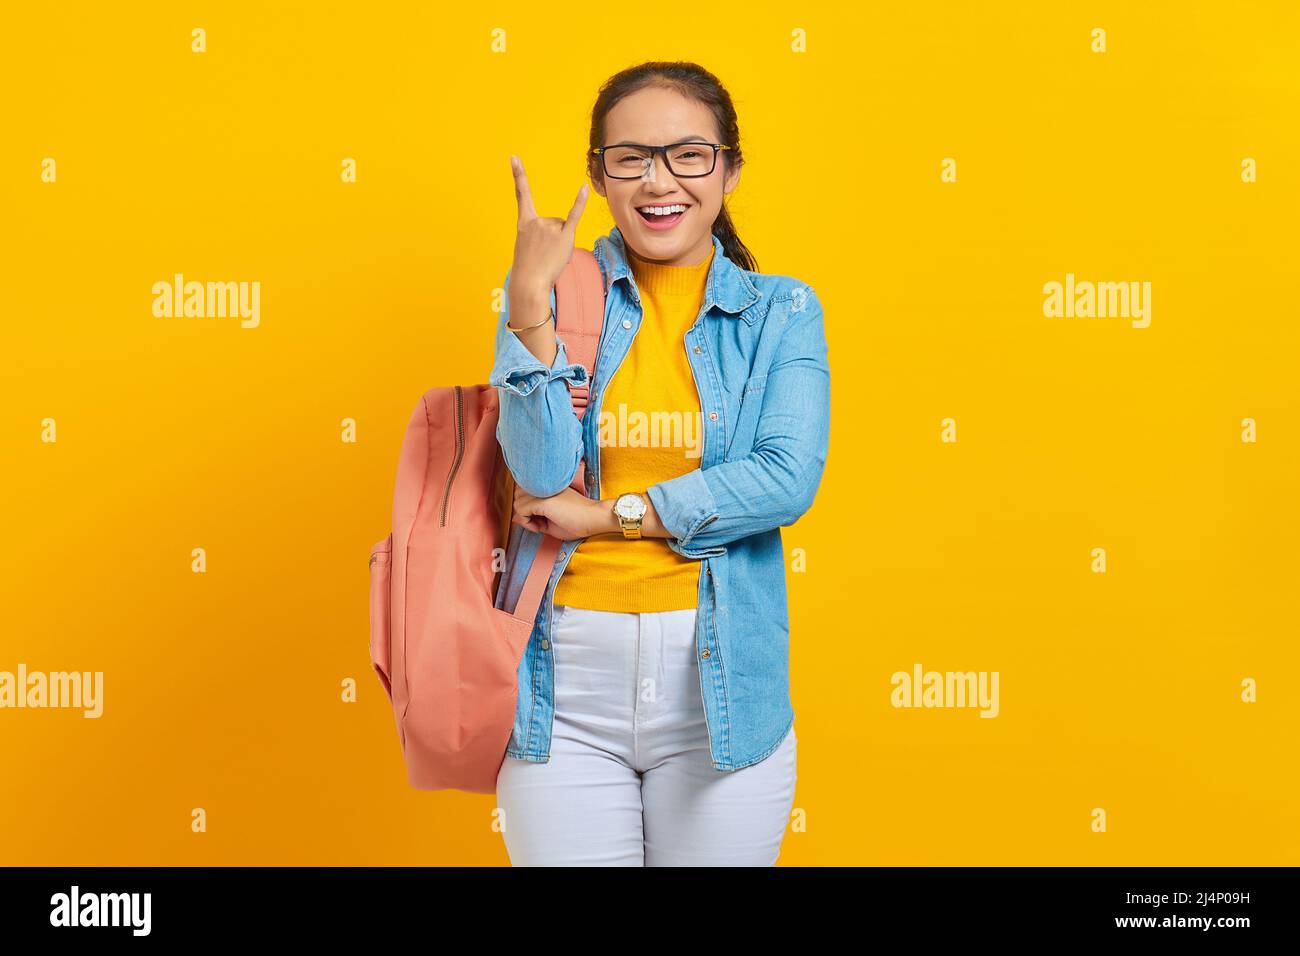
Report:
636,204,689,230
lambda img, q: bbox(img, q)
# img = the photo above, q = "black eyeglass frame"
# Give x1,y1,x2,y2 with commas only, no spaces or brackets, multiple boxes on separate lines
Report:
590,142,734,180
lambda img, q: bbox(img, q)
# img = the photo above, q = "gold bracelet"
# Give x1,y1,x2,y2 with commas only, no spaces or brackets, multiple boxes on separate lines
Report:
505,307,555,332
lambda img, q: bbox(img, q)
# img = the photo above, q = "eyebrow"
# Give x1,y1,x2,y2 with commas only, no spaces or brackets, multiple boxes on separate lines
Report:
609,135,713,147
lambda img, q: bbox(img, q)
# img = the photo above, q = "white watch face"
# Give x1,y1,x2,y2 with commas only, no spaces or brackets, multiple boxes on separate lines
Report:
614,493,647,520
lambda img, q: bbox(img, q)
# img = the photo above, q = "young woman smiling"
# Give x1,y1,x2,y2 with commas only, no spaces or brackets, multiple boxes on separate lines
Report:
490,62,830,866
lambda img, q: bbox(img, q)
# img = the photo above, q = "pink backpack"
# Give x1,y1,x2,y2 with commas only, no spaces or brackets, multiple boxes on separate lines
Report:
368,250,605,793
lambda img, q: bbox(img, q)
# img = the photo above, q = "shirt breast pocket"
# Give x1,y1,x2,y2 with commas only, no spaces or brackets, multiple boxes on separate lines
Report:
724,374,767,461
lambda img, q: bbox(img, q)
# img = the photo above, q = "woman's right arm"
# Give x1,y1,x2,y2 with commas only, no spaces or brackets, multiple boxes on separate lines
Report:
488,156,591,498
489,266,588,497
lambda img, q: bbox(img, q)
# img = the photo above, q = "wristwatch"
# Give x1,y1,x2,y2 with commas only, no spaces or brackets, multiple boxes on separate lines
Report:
612,492,648,540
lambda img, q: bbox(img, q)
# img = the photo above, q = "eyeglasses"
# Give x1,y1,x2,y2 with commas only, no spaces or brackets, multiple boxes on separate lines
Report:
591,142,733,180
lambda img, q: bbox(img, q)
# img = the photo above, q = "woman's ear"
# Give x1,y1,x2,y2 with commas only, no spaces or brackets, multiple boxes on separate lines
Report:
723,161,741,196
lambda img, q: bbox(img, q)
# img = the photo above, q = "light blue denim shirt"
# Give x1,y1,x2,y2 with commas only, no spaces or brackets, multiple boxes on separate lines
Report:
489,224,830,771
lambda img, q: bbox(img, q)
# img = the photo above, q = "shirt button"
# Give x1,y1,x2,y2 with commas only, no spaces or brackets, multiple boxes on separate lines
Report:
622,319,632,329
693,345,702,353
541,639,550,650
701,648,711,659
708,411,718,421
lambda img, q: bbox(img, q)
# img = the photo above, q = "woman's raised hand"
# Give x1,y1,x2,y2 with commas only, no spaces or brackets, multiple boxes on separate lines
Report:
509,155,589,303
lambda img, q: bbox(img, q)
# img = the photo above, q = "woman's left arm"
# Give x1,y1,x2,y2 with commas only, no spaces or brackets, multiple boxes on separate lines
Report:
644,287,831,558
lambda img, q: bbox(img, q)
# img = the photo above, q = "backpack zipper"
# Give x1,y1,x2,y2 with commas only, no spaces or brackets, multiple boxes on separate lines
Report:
440,385,465,526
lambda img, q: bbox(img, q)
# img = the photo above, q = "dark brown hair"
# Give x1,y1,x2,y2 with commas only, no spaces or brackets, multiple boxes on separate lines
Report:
587,61,758,273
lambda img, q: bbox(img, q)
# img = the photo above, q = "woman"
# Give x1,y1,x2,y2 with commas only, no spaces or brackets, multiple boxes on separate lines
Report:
489,61,830,866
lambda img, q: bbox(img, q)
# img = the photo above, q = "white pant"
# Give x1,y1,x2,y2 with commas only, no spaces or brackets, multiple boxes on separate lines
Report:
496,603,797,866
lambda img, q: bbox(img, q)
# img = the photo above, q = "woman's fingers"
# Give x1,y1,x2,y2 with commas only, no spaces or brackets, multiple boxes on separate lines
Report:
513,155,588,240
512,511,546,533
513,484,541,532
508,162,587,312
511,155,537,224
563,182,589,237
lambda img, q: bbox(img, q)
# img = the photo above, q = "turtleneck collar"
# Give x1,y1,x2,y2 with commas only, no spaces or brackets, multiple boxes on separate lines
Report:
627,243,715,297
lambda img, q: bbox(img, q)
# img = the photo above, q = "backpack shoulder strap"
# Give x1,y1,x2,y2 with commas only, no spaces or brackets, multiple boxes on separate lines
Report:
553,248,604,416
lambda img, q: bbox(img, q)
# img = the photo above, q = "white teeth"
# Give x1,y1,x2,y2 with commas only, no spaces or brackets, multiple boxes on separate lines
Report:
638,204,687,216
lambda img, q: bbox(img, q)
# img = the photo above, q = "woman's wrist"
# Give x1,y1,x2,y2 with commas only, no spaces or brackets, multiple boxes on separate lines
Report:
590,497,621,535
508,282,551,316
505,286,557,363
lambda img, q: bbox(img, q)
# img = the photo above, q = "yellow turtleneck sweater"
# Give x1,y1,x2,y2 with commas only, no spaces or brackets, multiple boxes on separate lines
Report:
552,243,714,612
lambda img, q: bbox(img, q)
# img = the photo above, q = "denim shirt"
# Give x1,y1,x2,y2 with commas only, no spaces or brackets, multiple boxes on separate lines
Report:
489,224,830,771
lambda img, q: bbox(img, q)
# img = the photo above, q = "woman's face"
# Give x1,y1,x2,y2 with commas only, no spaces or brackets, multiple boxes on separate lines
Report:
592,86,741,267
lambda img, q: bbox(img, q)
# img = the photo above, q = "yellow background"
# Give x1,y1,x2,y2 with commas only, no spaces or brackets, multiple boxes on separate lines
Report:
2,2,1296,865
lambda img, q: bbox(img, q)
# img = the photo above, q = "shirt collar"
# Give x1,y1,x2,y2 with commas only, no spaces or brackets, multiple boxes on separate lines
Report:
595,224,761,318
